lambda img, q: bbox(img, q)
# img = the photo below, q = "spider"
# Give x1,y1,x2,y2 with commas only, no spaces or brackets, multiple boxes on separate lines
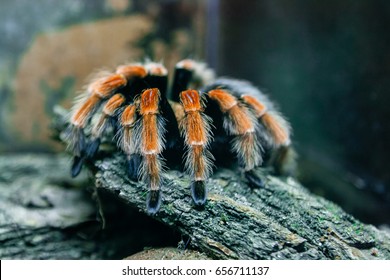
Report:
63,59,294,214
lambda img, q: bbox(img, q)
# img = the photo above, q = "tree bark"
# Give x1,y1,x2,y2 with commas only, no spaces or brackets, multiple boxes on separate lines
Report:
0,154,103,259
2,107,389,260
92,153,390,259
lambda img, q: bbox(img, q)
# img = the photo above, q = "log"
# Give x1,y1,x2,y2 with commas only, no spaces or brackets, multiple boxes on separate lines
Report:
92,154,390,259
0,154,102,259
0,154,187,259
2,107,389,260
51,106,390,260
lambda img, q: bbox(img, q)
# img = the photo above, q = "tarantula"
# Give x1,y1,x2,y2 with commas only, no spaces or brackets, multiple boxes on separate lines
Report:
63,59,294,214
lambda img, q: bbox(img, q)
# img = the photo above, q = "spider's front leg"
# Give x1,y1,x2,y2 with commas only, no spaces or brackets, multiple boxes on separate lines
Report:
179,89,214,206
86,93,126,158
118,62,182,182
65,64,148,176
136,88,166,214
206,89,265,188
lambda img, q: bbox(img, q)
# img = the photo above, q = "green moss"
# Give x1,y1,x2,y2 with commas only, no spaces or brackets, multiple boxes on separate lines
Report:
164,203,175,215
352,223,364,235
220,213,229,223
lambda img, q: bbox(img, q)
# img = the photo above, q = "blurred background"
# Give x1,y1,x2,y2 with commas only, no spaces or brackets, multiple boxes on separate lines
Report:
1,0,389,227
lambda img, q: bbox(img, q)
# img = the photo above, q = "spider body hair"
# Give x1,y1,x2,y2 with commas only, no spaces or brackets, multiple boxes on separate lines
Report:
64,64,148,176
207,89,263,171
203,78,295,176
179,89,214,205
135,88,166,213
64,59,295,213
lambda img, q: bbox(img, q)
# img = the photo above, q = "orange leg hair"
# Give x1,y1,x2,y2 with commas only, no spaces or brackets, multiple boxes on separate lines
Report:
136,88,165,213
71,74,126,128
91,93,125,139
207,89,263,171
71,65,147,129
119,104,137,156
179,90,213,205
241,94,295,176
65,64,147,177
83,93,126,159
66,64,147,157
241,95,291,147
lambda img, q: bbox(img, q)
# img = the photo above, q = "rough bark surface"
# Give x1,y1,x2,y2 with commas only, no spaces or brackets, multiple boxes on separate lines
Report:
0,155,102,259
0,154,183,260
2,108,389,259
93,153,390,260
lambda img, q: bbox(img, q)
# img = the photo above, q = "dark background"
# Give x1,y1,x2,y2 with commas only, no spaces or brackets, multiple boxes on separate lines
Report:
212,0,390,225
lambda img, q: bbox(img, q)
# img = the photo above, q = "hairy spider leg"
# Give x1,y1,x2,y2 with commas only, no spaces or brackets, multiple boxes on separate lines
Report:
90,74,151,158
70,65,147,133
170,59,195,102
179,89,214,206
117,104,139,180
85,93,126,157
206,89,265,188
145,62,184,167
145,62,168,96
170,59,216,102
169,58,216,140
240,95,290,146
136,88,166,214
168,59,213,159
66,64,148,177
240,95,295,175
167,60,196,127
120,62,183,180
118,63,169,180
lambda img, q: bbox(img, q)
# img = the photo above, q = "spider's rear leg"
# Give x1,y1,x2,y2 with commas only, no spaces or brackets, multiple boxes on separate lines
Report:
241,95,296,176
170,60,196,102
137,88,166,214
206,89,265,188
170,59,215,102
179,90,214,206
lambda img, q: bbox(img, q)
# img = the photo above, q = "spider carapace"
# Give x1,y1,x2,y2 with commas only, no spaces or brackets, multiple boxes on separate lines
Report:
63,59,295,214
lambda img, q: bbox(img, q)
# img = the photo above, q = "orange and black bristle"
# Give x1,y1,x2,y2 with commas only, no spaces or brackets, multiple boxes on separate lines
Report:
86,93,126,158
170,59,195,102
136,88,166,214
147,63,183,167
65,59,295,213
118,103,138,180
237,84,293,176
206,88,264,188
66,64,147,177
204,78,293,179
179,89,213,206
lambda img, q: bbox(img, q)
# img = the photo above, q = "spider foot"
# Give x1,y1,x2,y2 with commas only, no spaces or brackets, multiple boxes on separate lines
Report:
191,181,207,206
71,156,85,177
146,190,162,215
245,169,266,188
